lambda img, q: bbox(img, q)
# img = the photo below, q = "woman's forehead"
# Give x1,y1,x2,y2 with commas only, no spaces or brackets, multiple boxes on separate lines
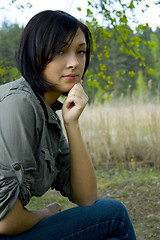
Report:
63,28,86,47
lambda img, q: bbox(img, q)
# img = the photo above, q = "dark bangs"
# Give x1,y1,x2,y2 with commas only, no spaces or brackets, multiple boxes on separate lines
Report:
16,10,91,94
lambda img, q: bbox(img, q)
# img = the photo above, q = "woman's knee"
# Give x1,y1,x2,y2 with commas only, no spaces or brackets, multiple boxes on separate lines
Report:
93,198,128,221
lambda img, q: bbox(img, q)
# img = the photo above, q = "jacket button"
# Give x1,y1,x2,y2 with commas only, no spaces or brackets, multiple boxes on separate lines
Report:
51,114,55,120
51,114,57,120
13,164,21,171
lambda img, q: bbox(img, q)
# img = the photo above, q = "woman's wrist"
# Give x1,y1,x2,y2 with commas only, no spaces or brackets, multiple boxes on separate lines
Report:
64,120,79,130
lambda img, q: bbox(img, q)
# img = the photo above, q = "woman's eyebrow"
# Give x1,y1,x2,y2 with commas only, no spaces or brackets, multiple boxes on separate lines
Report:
79,43,86,45
79,43,87,47
62,42,86,48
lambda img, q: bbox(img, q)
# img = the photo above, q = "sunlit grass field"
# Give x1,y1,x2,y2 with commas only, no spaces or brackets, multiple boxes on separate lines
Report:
78,101,160,169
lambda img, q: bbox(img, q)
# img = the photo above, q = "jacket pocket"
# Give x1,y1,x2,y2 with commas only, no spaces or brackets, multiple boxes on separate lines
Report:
40,148,58,173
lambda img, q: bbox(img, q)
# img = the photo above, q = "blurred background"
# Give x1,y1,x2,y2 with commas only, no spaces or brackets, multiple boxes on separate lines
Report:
0,1,160,238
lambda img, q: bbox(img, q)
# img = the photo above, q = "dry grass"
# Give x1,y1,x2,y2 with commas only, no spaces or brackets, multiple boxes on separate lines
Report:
75,102,160,169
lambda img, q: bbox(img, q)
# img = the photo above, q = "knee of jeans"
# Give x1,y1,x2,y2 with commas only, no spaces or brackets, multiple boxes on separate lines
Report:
112,199,128,217
96,199,127,219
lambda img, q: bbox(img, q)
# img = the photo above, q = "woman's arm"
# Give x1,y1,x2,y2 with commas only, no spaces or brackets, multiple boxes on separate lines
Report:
62,83,97,206
0,197,61,235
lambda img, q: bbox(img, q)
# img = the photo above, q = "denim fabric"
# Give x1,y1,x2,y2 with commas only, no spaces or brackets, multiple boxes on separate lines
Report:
2,199,136,240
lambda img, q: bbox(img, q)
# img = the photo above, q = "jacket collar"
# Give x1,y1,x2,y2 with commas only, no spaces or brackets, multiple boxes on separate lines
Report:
36,92,63,125
18,77,63,125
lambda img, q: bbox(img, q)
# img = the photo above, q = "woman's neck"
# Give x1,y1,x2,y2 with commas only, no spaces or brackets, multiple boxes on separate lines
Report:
44,90,62,106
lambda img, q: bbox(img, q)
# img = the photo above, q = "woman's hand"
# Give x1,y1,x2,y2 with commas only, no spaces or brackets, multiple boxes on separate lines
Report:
45,202,61,217
62,82,88,126
0,198,62,235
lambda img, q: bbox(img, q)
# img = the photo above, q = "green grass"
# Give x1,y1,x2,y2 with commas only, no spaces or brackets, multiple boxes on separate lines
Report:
27,168,160,240
26,190,75,211
96,168,160,240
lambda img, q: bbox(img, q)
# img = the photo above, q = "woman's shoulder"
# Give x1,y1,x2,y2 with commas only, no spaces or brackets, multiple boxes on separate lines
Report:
0,77,35,100
0,78,45,128
0,77,42,111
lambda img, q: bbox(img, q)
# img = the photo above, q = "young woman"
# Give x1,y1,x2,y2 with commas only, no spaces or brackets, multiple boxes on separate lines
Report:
0,10,136,239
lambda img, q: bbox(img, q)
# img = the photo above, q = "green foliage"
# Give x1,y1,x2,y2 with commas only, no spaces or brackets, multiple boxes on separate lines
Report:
0,64,10,84
0,21,23,84
9,0,32,10
0,61,21,85
136,70,148,96
0,22,24,66
82,0,160,102
150,32,160,85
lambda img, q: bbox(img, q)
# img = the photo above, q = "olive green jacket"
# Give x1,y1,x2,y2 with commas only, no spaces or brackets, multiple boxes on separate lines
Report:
0,77,74,220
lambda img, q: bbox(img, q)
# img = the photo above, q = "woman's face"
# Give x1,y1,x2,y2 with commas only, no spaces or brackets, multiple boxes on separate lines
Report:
43,28,87,97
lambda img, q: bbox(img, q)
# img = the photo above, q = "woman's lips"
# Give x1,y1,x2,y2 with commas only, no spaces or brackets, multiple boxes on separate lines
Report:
63,74,78,81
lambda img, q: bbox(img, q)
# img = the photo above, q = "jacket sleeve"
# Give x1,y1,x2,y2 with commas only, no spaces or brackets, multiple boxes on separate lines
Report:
0,93,40,220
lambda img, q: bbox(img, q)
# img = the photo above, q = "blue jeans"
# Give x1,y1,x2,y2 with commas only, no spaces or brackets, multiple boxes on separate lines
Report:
2,199,136,240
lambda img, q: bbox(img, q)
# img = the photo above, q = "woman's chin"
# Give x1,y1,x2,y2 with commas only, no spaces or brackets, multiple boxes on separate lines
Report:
63,84,75,94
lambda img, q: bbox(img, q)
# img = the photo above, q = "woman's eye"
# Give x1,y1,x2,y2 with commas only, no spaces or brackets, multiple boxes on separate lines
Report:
58,50,64,55
78,50,86,55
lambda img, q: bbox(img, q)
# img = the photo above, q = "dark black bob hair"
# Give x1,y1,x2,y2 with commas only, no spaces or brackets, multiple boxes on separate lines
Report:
16,10,92,94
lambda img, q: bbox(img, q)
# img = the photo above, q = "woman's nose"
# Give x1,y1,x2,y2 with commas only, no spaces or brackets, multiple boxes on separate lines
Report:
66,54,79,69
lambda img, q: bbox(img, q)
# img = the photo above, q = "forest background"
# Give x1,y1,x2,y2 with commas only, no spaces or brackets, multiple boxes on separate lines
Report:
0,1,160,239
1,1,160,103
